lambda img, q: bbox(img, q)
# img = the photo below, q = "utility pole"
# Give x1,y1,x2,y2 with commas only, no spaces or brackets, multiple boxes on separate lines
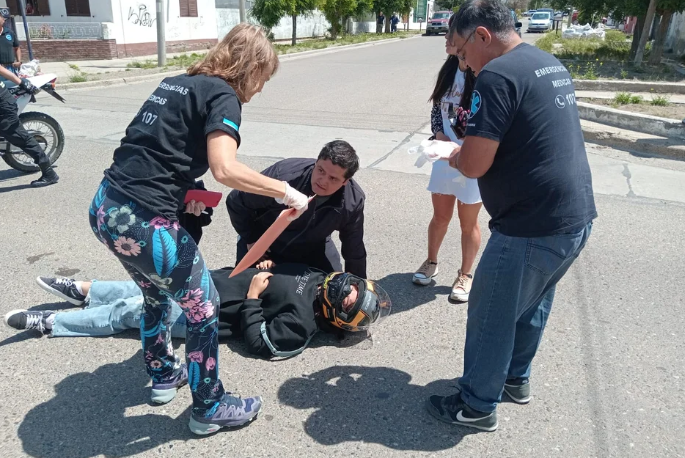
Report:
156,0,166,66
16,0,33,60
239,0,246,22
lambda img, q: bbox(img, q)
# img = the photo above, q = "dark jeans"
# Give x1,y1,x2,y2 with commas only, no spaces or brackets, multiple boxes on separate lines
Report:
458,222,593,412
89,180,225,413
236,236,342,274
0,87,50,172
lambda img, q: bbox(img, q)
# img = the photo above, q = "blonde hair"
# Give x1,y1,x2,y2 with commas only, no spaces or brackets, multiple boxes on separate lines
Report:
188,24,279,102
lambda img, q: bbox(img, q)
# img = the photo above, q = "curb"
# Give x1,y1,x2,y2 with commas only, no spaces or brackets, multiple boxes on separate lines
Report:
581,123,685,161
56,35,420,91
277,34,420,62
58,69,185,91
577,101,685,141
574,79,685,95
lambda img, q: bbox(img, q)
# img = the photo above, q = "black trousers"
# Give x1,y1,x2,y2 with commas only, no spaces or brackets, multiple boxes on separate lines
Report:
0,87,50,171
236,236,343,274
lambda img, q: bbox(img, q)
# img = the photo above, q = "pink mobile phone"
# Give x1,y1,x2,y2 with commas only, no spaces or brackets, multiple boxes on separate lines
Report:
184,189,222,208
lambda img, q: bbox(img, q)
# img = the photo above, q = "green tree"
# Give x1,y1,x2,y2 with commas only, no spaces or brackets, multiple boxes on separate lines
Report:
634,0,657,66
434,0,465,11
321,0,372,38
251,0,320,45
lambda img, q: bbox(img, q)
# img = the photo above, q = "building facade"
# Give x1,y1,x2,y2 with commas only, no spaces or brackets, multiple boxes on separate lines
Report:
2,0,218,60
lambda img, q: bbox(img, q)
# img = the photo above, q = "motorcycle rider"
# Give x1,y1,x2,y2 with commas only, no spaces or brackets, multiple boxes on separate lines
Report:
5,264,392,361
0,65,59,186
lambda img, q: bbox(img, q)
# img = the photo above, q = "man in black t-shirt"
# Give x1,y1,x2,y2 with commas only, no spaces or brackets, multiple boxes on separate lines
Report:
424,0,596,432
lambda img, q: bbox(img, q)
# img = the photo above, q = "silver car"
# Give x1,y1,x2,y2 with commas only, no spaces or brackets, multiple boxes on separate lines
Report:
527,12,552,33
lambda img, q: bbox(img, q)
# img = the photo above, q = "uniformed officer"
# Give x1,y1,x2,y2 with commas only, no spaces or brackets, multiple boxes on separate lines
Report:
0,65,59,186
0,12,21,75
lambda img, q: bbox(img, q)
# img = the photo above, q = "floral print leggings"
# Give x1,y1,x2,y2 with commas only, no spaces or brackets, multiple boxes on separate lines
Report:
89,180,224,413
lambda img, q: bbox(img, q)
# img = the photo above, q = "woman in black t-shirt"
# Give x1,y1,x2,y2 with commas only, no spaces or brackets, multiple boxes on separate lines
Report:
88,24,309,436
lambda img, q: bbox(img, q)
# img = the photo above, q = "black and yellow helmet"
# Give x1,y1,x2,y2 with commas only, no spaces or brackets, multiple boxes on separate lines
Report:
319,272,392,332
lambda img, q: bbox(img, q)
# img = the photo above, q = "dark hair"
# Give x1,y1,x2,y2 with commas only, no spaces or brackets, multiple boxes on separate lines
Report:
318,140,359,179
429,58,476,115
450,0,514,38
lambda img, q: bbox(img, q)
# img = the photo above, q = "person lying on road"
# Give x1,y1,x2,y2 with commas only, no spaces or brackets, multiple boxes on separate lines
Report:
5,263,391,377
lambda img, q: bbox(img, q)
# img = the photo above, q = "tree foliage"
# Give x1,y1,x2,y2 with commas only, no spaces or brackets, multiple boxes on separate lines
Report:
321,0,373,38
251,0,320,44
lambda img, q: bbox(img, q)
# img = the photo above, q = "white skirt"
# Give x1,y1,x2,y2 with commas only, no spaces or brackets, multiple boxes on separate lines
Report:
427,160,482,204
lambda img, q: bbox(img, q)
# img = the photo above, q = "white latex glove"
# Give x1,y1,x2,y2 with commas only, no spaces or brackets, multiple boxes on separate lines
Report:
408,139,460,168
423,140,460,161
275,181,309,221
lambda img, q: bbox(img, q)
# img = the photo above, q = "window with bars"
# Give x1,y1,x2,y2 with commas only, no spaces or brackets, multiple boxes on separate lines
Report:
65,0,91,17
179,0,198,18
7,0,50,16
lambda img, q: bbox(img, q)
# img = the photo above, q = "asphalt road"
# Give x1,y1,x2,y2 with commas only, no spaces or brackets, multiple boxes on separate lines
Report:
0,33,684,458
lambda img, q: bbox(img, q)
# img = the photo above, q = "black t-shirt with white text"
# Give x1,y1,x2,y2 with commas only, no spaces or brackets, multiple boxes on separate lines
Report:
466,43,596,237
104,74,242,219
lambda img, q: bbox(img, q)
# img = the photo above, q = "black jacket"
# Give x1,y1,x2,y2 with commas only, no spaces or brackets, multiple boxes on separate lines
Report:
211,264,326,358
225,158,367,278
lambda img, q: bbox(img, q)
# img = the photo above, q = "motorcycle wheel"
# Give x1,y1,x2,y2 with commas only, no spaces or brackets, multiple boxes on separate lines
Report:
2,112,65,173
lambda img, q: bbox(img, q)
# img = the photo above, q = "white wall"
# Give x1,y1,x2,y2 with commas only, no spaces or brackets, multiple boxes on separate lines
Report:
110,0,218,44
21,0,115,22
665,12,685,56
216,8,328,41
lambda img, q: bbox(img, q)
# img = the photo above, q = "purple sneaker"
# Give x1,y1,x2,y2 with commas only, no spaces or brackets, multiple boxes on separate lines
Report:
151,364,188,404
188,393,263,435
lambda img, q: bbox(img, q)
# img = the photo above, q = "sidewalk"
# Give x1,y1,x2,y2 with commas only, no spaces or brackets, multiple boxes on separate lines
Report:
576,90,685,104
38,50,207,81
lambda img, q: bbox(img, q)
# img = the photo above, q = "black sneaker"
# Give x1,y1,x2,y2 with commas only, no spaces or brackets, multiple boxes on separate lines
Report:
30,168,59,187
4,309,54,334
36,277,86,306
426,392,498,432
504,377,531,404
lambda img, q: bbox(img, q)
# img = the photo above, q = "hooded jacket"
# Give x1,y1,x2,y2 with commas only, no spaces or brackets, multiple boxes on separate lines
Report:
211,263,327,358
225,158,367,278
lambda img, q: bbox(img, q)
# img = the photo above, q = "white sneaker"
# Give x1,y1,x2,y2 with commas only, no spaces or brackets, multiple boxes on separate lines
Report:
412,259,439,286
450,270,473,302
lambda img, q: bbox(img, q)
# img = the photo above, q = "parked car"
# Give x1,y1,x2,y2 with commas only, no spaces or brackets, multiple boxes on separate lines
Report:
511,10,522,38
527,11,552,32
425,11,452,35
524,9,536,17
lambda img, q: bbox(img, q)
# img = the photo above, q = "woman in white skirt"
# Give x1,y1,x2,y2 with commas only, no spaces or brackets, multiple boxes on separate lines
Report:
412,25,482,302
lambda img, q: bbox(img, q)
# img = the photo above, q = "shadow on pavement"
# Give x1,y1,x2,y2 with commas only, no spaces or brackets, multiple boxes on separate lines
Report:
18,350,195,458
0,167,28,181
376,272,453,314
277,365,476,451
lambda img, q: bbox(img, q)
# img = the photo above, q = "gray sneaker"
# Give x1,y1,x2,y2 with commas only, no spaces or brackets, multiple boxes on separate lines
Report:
503,378,531,404
426,392,498,432
189,393,263,435
151,364,188,404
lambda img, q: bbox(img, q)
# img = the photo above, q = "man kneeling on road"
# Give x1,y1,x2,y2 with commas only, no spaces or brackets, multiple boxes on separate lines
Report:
226,140,367,278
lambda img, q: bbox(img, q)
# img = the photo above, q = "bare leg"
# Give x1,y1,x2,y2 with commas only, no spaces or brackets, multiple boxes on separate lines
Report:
456,201,482,275
80,281,92,296
427,193,457,262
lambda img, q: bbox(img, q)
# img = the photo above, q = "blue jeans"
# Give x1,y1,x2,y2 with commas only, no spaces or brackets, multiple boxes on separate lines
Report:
51,280,187,339
458,222,593,413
